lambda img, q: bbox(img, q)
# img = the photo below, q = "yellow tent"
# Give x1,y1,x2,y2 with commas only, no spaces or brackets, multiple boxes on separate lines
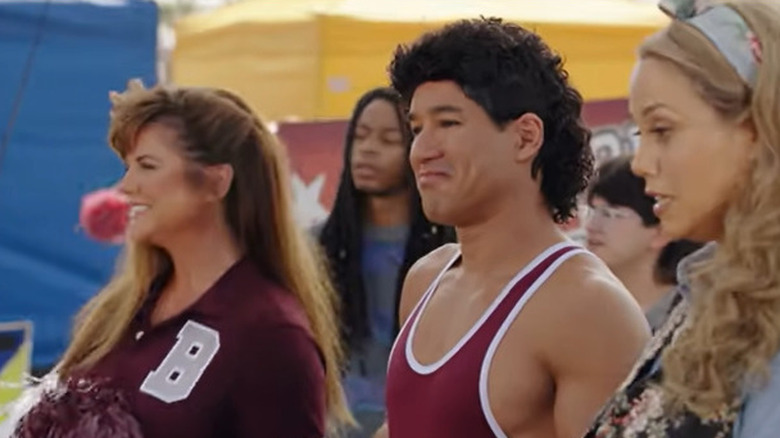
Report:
173,0,667,121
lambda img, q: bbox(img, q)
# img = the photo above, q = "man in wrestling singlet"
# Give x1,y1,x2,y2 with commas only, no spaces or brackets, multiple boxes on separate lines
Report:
375,18,650,438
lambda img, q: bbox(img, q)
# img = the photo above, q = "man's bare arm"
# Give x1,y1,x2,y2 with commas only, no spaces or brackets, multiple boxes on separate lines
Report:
544,257,650,438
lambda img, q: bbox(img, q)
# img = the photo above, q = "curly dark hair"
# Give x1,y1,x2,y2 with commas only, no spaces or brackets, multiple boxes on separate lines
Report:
388,17,594,223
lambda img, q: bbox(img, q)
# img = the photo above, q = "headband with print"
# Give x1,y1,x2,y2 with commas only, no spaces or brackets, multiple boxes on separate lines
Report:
659,0,760,88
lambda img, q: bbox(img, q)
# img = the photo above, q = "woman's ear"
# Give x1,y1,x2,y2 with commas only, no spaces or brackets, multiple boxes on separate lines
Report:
204,163,234,201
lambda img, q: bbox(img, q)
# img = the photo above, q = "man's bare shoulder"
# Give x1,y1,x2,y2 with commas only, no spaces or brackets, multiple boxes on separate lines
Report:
543,252,647,329
482,249,650,438
398,243,460,324
534,251,650,371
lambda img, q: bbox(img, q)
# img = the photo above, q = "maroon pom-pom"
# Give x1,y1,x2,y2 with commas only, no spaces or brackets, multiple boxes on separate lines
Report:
79,188,129,243
13,377,144,438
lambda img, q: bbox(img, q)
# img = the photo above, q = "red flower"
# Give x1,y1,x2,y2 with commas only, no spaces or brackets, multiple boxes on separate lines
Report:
748,31,763,64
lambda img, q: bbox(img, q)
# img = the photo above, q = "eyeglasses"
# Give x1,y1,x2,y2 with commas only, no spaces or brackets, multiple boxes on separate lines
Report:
585,205,636,222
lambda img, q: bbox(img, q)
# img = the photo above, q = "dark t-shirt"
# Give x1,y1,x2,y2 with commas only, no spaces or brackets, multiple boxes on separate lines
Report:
82,258,326,438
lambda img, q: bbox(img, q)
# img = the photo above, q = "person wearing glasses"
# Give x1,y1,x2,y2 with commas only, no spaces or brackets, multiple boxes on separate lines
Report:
585,155,701,332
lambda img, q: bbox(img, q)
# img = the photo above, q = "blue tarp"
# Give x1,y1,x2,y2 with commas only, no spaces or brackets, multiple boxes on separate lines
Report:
0,0,157,369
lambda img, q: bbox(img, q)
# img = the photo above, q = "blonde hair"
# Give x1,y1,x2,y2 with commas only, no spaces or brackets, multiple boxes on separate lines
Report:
58,84,353,430
639,0,780,419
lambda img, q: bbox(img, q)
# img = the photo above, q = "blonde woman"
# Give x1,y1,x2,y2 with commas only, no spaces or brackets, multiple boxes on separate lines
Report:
586,0,780,436
5,82,352,437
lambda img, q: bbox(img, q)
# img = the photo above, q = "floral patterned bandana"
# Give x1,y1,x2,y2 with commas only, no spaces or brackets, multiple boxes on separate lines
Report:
659,0,761,88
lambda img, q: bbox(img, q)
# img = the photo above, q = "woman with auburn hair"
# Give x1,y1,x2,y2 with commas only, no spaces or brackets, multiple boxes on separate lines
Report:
4,81,352,438
586,0,780,437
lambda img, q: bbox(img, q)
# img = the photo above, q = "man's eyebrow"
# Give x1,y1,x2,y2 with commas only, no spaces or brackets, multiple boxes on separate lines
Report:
408,104,464,122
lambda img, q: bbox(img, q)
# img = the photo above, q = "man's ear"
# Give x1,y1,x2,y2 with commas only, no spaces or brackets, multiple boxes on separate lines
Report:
510,112,544,163
203,163,234,201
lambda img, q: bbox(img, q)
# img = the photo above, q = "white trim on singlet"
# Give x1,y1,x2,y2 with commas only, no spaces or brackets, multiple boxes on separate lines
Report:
478,248,590,438
387,248,462,366
405,241,576,375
